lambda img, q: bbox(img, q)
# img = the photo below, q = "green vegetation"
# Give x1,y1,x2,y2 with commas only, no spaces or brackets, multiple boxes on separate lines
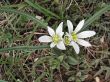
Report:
0,0,110,82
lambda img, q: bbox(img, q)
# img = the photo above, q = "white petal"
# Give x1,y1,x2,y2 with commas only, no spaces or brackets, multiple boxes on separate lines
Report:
67,20,73,33
50,42,56,48
47,26,55,36
57,41,66,50
77,39,91,47
70,41,80,54
77,31,96,38
38,35,52,42
74,20,85,33
59,32,64,37
56,22,63,36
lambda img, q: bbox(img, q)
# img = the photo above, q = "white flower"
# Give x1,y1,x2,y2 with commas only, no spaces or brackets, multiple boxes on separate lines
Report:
38,22,66,50
65,20,96,54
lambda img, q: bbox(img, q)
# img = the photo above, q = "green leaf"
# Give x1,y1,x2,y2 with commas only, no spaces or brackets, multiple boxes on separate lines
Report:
62,61,70,70
51,59,60,69
0,3,27,9
0,45,49,52
67,56,79,65
58,55,64,62
83,5,110,30
0,80,8,82
0,8,47,27
25,0,60,19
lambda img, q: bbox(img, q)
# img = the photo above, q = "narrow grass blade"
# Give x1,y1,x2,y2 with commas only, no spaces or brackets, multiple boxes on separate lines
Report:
0,3,26,8
25,0,60,19
0,45,49,52
83,5,110,30
0,80,8,82
0,8,47,27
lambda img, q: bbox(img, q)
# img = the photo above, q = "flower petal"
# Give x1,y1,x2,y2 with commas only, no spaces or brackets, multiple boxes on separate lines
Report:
56,22,64,36
47,26,55,36
57,41,66,50
67,20,73,33
70,41,80,54
77,31,96,38
38,35,52,42
77,39,91,47
59,32,64,37
74,20,85,33
50,42,56,48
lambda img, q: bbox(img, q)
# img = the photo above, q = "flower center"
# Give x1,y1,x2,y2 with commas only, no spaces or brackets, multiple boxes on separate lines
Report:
64,35,70,45
52,34,60,44
71,32,78,41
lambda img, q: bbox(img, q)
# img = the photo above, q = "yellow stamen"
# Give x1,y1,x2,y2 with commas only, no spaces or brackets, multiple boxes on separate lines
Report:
71,32,78,41
64,36,70,45
52,34,60,44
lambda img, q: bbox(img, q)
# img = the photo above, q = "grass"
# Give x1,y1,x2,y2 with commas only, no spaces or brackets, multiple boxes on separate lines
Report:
0,0,110,82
